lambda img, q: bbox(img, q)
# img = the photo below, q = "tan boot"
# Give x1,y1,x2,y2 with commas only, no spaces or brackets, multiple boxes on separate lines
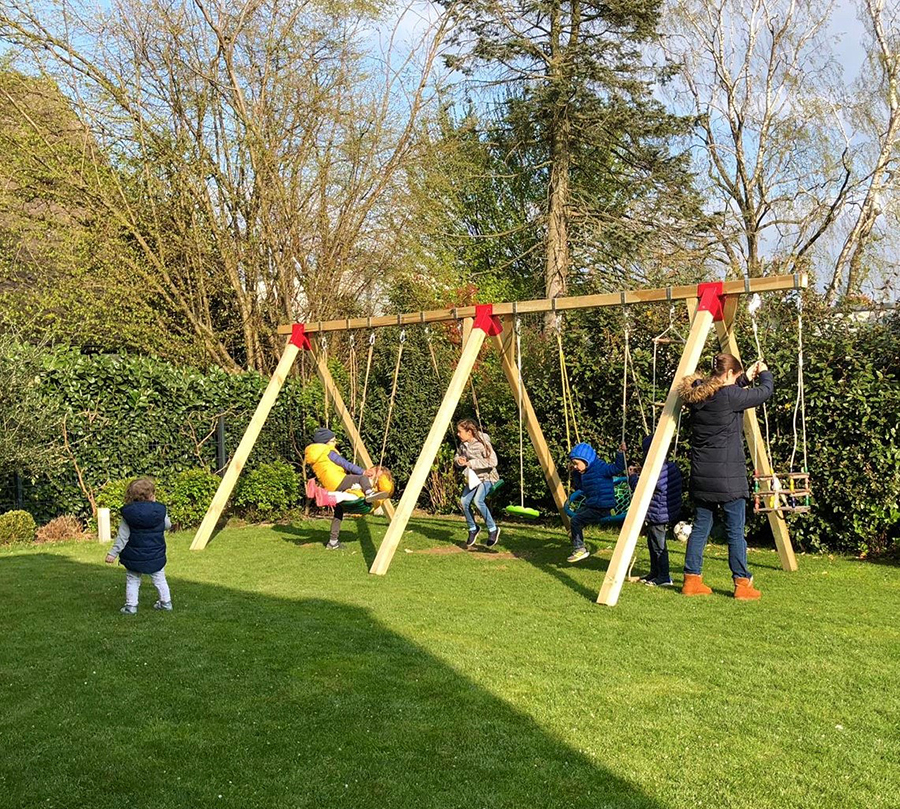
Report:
733,577,761,600
682,573,712,596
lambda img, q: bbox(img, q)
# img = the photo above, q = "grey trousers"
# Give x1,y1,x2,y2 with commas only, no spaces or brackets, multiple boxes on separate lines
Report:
125,568,171,606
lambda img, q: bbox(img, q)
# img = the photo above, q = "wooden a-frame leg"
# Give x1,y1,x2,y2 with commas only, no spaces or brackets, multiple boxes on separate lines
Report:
369,325,489,575
491,321,570,529
705,301,798,572
310,342,394,521
191,338,300,550
597,303,717,605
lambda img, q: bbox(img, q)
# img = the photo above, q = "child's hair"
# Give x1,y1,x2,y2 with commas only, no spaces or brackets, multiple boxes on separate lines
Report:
711,353,743,378
456,418,490,450
125,477,156,504
372,467,394,496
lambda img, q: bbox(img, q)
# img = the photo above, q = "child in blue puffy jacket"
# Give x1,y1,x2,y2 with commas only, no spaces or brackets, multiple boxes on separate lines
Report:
105,477,172,614
567,441,626,563
628,435,683,586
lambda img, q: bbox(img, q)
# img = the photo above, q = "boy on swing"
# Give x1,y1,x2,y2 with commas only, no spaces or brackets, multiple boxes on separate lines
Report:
567,441,627,563
305,427,390,550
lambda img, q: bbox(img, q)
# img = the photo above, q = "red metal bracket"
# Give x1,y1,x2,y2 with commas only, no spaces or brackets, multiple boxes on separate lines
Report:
473,304,503,336
289,323,312,350
696,282,726,322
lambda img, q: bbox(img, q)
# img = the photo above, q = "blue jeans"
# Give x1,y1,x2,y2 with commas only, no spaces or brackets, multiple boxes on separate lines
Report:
570,506,611,550
461,481,496,532
645,522,670,582
684,498,751,580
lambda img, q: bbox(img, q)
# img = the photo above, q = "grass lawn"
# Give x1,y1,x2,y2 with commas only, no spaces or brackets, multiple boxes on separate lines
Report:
1,515,897,809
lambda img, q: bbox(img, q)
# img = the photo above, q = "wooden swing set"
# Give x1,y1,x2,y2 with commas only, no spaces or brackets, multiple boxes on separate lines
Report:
190,273,808,607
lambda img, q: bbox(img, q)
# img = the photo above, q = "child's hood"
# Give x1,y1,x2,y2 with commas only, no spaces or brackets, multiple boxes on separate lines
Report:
678,373,724,406
569,442,597,466
122,501,166,528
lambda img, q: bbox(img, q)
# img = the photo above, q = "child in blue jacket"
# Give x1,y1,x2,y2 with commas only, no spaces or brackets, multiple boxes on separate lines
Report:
105,477,172,614
629,435,683,586
567,441,626,563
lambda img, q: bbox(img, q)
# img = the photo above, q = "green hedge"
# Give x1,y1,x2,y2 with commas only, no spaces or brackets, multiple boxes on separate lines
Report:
2,297,898,556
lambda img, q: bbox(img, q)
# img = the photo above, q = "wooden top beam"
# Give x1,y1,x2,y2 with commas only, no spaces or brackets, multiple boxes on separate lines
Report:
278,273,807,335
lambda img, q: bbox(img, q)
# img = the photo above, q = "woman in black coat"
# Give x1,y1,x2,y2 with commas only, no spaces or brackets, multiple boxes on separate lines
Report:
678,353,773,599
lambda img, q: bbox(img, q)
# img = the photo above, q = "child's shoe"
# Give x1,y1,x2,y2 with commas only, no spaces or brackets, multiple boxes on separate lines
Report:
325,540,346,550
485,527,501,547
153,600,173,611
648,578,674,587
733,577,761,600
567,547,590,563
120,605,137,615
465,528,480,548
364,489,390,503
682,573,712,596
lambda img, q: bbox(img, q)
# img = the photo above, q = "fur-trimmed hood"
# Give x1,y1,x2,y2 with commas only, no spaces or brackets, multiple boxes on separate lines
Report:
678,373,725,404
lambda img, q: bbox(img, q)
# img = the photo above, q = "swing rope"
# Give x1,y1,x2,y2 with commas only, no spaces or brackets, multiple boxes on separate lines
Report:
348,334,357,420
747,294,775,466
516,316,525,508
320,334,330,429
556,316,580,449
789,294,809,474
378,329,405,471
651,304,685,454
622,309,650,440
352,332,376,467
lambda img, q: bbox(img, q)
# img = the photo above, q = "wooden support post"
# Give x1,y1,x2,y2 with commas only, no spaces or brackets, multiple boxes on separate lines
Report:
97,507,111,545
309,342,394,521
710,305,798,571
492,320,570,528
191,337,301,550
370,318,494,575
597,290,720,606
461,316,473,347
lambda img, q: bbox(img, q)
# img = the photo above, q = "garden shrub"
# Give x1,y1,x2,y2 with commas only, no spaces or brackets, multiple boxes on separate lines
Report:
166,469,220,529
0,510,37,545
234,461,299,521
35,515,87,543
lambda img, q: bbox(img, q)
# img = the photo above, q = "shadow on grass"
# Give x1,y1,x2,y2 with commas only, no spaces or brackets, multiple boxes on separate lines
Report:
0,554,664,809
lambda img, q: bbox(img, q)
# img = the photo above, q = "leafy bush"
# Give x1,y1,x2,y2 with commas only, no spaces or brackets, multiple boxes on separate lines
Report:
166,469,221,529
0,510,37,545
35,515,87,543
234,461,299,521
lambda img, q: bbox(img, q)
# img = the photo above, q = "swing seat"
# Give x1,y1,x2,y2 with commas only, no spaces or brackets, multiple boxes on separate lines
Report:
564,477,632,525
505,504,541,519
487,478,505,497
305,478,372,514
752,472,812,515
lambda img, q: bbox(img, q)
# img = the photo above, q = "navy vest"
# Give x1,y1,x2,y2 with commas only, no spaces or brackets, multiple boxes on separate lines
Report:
119,501,167,574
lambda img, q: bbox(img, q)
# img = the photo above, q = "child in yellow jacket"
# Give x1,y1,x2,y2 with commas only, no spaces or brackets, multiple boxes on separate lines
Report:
304,427,389,550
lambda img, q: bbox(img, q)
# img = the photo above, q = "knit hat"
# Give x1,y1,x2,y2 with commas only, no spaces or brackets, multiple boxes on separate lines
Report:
313,427,336,444
569,442,597,466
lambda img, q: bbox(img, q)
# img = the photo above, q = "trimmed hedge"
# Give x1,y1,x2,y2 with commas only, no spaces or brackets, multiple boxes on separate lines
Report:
2,297,898,556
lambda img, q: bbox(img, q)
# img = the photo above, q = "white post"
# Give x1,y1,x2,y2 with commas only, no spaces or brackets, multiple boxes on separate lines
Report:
98,508,111,544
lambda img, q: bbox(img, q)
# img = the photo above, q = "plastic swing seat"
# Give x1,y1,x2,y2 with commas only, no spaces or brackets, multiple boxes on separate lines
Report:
564,476,632,526
305,478,373,515
505,504,541,519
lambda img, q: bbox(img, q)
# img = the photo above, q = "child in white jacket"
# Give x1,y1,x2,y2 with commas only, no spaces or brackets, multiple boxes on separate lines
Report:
455,418,500,548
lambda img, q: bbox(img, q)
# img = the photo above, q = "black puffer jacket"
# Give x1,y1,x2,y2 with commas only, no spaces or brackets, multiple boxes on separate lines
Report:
678,370,773,502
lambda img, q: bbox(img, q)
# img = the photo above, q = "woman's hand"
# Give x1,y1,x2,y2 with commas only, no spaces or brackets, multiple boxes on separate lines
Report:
747,360,768,381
